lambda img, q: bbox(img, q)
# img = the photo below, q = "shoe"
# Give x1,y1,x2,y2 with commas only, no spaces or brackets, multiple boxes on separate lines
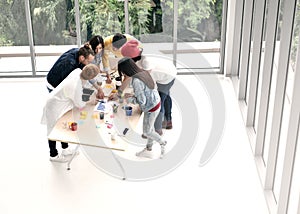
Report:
141,134,147,139
155,129,163,136
49,154,68,163
136,148,154,159
62,148,79,156
166,121,173,129
160,141,167,159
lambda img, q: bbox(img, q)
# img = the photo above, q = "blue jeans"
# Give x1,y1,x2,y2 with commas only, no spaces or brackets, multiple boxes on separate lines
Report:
143,106,165,150
154,79,175,130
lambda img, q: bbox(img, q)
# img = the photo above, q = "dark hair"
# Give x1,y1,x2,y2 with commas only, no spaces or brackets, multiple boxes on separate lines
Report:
112,33,127,49
78,44,95,58
118,57,155,89
118,57,141,77
89,35,104,53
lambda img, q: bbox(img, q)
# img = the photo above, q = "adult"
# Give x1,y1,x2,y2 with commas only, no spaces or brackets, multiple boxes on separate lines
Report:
46,43,104,99
102,33,141,82
41,64,100,162
120,40,177,135
118,58,167,159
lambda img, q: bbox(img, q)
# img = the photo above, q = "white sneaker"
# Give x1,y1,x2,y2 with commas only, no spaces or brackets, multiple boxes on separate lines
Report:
49,154,68,163
136,148,154,159
62,148,79,156
160,141,167,159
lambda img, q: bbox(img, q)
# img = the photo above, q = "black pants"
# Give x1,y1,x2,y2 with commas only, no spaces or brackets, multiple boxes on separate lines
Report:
46,86,69,157
49,140,68,157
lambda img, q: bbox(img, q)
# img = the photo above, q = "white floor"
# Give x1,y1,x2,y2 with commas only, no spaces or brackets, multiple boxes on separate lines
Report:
0,75,269,214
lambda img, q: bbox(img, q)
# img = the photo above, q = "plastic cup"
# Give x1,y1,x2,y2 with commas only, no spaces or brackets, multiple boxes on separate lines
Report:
99,112,104,120
125,106,132,116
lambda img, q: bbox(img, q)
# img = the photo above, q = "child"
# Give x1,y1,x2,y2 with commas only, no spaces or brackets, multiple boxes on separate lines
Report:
117,57,167,159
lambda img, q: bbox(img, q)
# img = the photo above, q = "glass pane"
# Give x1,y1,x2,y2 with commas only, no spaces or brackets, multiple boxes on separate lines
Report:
255,0,270,132
0,1,31,75
129,0,174,57
263,0,285,165
274,0,299,201
176,0,223,72
30,0,77,73
287,120,300,213
246,0,256,105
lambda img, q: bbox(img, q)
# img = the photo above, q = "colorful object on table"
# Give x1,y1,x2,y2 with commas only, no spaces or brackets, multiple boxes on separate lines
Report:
92,113,99,119
124,106,133,116
77,120,84,125
80,111,88,119
69,122,77,131
97,102,106,111
99,112,105,120
107,124,113,129
113,104,118,113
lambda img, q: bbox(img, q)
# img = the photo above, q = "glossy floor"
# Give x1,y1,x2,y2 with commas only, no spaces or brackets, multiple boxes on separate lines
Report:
0,75,269,214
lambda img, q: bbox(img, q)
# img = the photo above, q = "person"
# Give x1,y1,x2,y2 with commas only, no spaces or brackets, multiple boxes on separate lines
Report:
120,39,177,135
117,57,167,159
88,35,105,69
88,35,107,87
46,43,104,99
102,33,141,82
41,64,100,162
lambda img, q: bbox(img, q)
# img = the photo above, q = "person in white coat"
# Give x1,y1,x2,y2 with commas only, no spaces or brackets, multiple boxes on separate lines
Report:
41,64,100,162
120,40,177,135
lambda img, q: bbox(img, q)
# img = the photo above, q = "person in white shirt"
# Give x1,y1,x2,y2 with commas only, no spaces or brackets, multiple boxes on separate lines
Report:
41,64,100,162
120,40,177,135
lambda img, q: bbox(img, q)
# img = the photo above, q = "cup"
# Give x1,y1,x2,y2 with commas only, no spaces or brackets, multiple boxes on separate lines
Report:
69,122,77,131
99,112,105,120
124,106,132,116
113,104,118,113
111,132,116,140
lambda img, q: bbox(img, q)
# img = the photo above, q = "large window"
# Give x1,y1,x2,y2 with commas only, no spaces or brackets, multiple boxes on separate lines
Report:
0,0,226,77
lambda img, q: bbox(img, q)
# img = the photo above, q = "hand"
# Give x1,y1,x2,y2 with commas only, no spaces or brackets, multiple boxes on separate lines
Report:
108,93,118,101
96,88,104,99
106,74,112,84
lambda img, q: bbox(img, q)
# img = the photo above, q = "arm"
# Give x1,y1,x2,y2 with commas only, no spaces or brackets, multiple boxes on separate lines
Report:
131,79,147,112
88,79,104,99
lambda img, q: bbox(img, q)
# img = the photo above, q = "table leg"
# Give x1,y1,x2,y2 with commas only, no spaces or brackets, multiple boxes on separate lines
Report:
67,144,80,170
110,151,126,180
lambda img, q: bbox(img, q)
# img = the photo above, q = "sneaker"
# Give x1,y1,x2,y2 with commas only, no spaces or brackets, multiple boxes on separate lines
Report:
166,121,173,129
136,148,154,159
62,148,79,156
160,141,167,159
49,154,68,163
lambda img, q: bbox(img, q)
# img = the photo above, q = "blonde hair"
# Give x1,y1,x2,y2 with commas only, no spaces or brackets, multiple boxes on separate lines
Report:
81,64,100,80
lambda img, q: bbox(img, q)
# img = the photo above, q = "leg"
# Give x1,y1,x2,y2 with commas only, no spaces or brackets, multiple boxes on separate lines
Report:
143,108,166,146
49,139,58,157
61,142,69,149
49,140,67,162
164,94,173,129
154,91,167,132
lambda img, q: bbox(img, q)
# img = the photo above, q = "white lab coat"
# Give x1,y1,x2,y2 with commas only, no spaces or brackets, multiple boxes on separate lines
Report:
41,69,89,135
